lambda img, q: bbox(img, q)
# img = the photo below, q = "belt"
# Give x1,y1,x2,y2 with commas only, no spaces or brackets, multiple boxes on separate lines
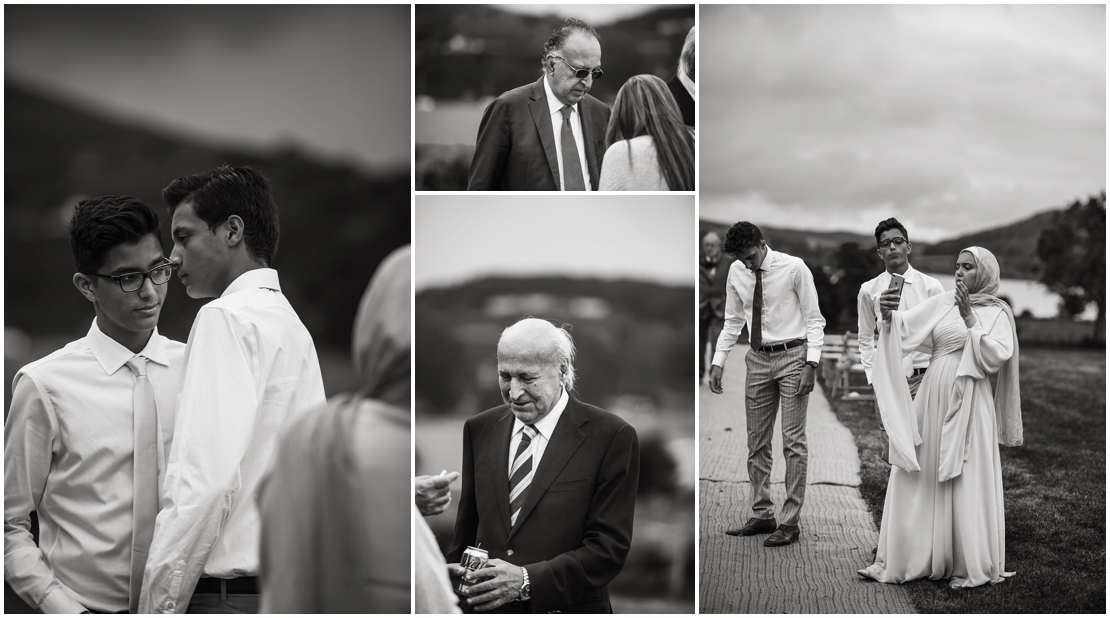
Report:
756,338,806,353
912,367,927,376
194,576,259,595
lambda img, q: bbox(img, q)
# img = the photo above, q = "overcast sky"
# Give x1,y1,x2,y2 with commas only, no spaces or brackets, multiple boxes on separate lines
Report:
5,5,410,171
415,196,694,291
498,4,685,27
701,5,1105,242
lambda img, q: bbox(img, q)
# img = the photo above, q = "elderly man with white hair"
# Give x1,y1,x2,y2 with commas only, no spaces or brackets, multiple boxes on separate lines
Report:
445,318,640,614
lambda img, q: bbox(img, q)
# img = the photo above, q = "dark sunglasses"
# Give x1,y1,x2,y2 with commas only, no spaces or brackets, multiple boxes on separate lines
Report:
553,57,603,80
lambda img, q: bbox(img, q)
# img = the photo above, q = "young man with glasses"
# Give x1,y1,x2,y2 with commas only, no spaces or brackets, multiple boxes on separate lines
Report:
468,18,610,191
5,196,186,613
856,218,944,459
139,164,326,613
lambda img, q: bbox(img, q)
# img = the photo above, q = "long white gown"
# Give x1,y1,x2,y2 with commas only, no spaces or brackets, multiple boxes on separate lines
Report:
860,299,1015,588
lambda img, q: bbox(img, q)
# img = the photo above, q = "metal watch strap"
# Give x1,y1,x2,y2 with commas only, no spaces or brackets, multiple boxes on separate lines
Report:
518,566,531,601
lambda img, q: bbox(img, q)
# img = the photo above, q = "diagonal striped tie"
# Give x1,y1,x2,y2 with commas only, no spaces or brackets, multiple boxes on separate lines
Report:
509,425,537,526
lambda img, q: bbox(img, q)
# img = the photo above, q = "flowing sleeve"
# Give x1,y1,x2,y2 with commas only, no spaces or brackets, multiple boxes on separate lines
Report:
965,306,1014,376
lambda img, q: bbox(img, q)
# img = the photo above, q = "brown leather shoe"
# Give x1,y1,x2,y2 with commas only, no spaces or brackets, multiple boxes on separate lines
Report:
764,524,800,546
725,517,777,536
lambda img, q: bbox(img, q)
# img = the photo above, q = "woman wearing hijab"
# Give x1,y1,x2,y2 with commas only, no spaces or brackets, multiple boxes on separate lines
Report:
256,246,445,612
598,74,694,191
858,247,1022,588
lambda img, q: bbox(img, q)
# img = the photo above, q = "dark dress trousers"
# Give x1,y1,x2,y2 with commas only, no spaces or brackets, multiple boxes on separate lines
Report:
447,395,639,614
666,75,695,128
467,77,611,191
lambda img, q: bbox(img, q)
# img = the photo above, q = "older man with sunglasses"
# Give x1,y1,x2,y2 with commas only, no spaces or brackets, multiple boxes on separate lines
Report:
468,18,611,191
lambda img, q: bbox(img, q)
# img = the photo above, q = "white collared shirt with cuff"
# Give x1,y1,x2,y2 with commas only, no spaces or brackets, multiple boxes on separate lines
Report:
543,75,592,191
507,388,569,475
4,319,185,613
139,268,327,613
857,265,945,383
712,247,826,367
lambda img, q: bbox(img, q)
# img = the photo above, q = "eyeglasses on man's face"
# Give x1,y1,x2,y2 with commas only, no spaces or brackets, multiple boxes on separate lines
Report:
878,237,908,249
553,57,603,80
90,260,174,292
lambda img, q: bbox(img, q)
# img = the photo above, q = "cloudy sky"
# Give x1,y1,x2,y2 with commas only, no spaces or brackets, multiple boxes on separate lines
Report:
5,5,410,171
499,3,685,26
415,196,694,291
701,5,1105,242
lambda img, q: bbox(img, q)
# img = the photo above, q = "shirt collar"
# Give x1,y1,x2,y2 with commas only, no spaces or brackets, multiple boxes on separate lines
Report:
514,387,569,441
755,246,778,273
884,264,920,285
543,74,578,118
222,268,281,298
86,318,170,375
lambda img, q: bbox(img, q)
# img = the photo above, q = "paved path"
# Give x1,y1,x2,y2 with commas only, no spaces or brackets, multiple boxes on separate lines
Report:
699,345,914,613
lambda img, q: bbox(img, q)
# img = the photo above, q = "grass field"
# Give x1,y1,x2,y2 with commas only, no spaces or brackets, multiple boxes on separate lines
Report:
826,345,1105,613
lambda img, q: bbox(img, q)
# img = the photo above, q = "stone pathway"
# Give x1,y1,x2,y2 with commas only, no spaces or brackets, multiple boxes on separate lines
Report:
699,344,914,613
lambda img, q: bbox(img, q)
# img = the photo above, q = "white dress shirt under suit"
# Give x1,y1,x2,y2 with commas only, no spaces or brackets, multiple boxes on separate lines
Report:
4,320,185,613
507,388,569,475
712,247,826,367
139,268,326,613
543,75,592,191
857,265,945,383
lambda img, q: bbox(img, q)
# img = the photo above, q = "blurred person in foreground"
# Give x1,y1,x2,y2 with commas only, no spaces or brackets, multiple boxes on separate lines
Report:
709,222,825,548
699,231,734,384
259,246,412,613
859,247,1021,588
856,218,944,459
598,74,694,191
140,165,327,613
468,19,610,191
447,318,639,613
415,468,462,614
667,25,695,129
5,197,185,613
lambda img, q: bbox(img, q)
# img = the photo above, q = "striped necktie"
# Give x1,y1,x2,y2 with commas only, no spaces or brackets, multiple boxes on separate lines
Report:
509,425,537,526
559,105,586,191
125,356,159,613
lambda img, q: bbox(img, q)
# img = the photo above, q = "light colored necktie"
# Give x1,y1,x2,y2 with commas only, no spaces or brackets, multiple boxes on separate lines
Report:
126,356,158,613
508,425,537,526
559,105,586,191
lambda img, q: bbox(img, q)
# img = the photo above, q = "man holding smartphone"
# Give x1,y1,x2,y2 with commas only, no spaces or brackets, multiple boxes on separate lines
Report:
857,218,944,458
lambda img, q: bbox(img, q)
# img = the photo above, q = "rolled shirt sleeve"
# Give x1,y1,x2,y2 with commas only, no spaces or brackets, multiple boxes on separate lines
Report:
711,265,747,368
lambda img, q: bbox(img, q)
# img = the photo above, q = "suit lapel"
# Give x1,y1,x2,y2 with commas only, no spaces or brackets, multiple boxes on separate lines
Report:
479,407,516,536
507,397,588,540
528,77,561,188
579,100,601,190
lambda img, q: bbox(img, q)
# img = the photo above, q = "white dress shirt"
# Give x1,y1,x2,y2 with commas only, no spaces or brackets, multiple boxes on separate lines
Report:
713,247,826,366
507,388,569,474
140,268,326,613
5,320,185,613
857,265,945,383
543,75,592,191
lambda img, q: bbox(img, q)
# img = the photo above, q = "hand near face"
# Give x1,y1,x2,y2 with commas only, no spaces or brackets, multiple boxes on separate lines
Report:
955,281,975,325
461,559,525,611
414,470,460,516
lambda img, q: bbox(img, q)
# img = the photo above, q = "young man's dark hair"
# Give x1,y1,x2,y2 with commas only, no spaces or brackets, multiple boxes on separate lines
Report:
874,217,909,246
162,164,280,265
723,221,765,256
69,195,162,274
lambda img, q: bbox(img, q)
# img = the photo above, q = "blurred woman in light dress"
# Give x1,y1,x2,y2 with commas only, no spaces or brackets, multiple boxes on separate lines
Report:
598,74,694,191
258,246,429,612
859,246,1022,588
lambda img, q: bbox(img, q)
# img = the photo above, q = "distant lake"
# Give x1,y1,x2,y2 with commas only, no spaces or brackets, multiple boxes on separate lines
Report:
415,98,491,145
928,274,1097,320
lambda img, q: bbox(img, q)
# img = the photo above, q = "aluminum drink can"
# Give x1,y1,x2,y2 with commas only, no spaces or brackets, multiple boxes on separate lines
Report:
456,546,489,593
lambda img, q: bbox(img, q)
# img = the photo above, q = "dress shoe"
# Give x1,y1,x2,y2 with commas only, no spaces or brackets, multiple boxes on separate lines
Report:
764,524,800,547
725,517,777,536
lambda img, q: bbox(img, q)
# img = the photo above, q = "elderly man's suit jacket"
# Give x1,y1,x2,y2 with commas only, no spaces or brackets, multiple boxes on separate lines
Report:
467,77,611,191
666,75,695,128
447,395,639,614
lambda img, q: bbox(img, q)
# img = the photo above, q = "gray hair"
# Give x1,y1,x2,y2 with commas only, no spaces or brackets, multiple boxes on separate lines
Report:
677,25,696,81
497,318,578,392
541,18,600,70
552,325,577,392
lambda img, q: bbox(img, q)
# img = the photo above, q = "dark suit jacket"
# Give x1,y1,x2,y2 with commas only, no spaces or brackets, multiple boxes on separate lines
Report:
467,77,611,191
666,75,695,128
699,254,735,322
447,395,639,614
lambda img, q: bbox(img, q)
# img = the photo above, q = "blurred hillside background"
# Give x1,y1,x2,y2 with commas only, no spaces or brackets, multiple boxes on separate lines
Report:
415,4,695,190
415,197,695,614
4,5,411,412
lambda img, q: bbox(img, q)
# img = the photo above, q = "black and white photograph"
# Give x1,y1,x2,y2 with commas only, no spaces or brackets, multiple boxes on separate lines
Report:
413,196,695,613
415,4,695,191
4,5,411,614
698,4,1104,614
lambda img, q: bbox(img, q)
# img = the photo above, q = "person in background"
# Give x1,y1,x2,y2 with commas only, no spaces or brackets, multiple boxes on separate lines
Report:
599,74,694,191
700,231,734,384
666,25,696,129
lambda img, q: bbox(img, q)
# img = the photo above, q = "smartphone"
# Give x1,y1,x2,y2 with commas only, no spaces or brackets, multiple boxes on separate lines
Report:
888,273,905,296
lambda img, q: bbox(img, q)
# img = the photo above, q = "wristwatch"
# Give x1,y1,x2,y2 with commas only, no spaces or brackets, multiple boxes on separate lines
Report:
805,361,818,369
518,566,531,601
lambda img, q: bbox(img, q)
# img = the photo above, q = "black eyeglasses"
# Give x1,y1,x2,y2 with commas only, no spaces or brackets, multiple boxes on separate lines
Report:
553,57,603,80
878,237,908,249
89,260,174,292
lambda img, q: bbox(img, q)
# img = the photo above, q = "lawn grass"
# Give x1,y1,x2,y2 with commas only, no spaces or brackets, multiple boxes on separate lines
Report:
825,345,1106,613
